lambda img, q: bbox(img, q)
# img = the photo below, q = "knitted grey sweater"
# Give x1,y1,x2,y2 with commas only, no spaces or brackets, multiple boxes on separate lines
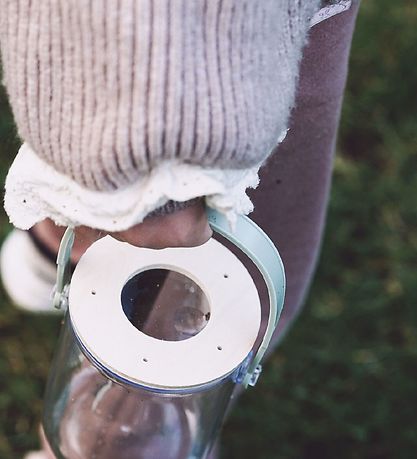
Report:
1,1,320,188
0,0,338,230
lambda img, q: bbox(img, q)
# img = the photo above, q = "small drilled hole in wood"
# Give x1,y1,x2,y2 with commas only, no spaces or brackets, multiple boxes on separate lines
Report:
142,358,148,363
22,199,27,204
91,290,96,295
217,346,223,351
223,274,229,279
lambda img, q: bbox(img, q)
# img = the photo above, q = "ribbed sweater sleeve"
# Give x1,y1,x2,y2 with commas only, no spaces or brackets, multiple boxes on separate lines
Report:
1,0,319,189
0,0,320,230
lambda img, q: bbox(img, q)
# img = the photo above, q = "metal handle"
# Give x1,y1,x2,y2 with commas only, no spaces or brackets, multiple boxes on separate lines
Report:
52,227,75,310
52,208,286,387
206,209,286,388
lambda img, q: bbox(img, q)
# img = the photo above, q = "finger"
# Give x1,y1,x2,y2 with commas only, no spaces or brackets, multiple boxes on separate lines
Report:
110,202,212,249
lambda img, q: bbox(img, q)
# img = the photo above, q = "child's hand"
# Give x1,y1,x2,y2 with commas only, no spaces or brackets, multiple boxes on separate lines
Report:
33,201,212,265
72,201,212,261
109,201,212,249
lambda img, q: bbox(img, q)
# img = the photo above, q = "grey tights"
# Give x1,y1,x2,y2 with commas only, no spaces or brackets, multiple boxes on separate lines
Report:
208,3,360,457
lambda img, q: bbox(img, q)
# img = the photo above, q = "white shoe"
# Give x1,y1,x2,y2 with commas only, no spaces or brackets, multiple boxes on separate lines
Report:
0,229,60,313
24,452,50,459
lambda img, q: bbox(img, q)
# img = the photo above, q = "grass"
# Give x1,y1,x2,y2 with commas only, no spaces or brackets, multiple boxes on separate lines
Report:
1,1,417,458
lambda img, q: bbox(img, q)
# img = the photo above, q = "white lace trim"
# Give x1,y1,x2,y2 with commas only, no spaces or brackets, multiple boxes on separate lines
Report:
311,1,352,27
4,143,262,231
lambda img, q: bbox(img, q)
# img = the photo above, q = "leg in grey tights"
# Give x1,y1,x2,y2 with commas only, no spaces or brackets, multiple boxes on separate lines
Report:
251,3,360,347
208,5,361,457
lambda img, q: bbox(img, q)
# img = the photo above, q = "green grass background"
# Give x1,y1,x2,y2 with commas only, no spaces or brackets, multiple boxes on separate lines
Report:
1,1,416,458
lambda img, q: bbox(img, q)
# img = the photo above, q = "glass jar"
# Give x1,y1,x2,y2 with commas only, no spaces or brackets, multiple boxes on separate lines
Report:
43,235,264,459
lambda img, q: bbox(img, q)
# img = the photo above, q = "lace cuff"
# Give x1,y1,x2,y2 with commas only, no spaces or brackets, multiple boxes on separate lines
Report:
311,0,352,27
4,144,261,231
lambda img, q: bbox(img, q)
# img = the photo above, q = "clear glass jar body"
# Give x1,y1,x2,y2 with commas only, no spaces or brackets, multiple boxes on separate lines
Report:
43,316,236,459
